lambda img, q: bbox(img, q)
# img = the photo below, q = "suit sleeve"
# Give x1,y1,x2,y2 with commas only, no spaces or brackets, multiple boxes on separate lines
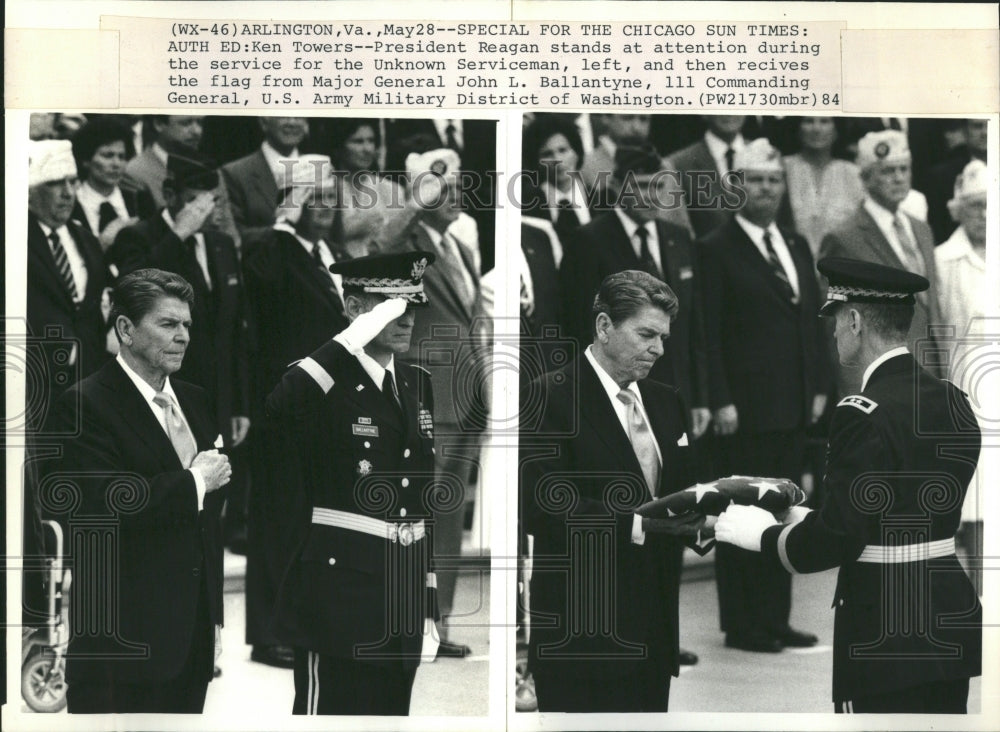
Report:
265,337,352,424
46,388,204,530
761,405,882,573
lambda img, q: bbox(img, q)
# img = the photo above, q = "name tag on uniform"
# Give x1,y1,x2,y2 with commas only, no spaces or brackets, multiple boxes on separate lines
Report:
353,424,379,437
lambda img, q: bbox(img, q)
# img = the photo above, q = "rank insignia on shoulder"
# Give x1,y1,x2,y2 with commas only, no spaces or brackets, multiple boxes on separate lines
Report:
837,394,878,414
357,459,372,476
418,407,434,438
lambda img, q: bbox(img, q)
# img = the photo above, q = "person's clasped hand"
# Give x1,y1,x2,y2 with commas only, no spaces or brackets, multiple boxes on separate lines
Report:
714,504,777,552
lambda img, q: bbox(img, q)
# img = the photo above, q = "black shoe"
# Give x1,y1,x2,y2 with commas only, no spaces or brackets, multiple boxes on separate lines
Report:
774,627,818,648
678,648,699,666
250,644,295,668
725,631,784,653
436,640,472,659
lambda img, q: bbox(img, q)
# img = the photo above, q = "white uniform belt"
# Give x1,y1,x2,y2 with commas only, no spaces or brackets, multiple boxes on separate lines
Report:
856,538,955,564
311,507,425,546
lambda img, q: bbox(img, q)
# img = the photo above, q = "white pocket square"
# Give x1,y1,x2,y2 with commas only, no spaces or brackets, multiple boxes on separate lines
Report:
677,433,689,447
214,434,224,449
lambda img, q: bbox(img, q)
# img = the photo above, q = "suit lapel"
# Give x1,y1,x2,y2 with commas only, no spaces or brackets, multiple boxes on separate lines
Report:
729,220,798,308
411,229,468,320
249,152,279,212
173,380,218,449
283,232,345,314
578,358,643,475
98,362,187,470
28,215,76,309
857,208,905,268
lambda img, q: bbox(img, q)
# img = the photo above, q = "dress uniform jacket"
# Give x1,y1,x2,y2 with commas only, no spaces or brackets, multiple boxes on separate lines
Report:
760,352,982,703
267,338,438,669
521,357,693,687
46,359,224,685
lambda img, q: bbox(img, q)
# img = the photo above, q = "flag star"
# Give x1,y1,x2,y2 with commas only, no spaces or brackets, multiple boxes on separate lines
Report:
751,480,784,501
686,483,719,503
666,507,677,517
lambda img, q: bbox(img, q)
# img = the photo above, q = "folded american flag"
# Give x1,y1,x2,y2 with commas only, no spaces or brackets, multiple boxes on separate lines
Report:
636,476,806,555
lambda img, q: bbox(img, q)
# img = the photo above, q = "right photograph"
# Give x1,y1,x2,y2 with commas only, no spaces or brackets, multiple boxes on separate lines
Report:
515,113,988,715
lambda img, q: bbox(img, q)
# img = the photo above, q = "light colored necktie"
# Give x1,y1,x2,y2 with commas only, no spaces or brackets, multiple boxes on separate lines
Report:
152,392,198,468
892,214,925,277
616,389,660,497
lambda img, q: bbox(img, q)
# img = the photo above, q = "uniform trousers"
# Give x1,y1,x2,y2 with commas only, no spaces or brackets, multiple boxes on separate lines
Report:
836,677,970,714
533,661,670,713
66,578,213,714
714,428,805,637
292,650,418,715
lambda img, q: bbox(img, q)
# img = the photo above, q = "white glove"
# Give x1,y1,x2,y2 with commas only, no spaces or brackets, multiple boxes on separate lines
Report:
783,505,813,525
715,504,777,552
335,298,407,354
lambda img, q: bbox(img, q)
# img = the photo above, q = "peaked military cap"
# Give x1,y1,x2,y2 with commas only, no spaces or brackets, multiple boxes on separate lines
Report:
817,256,929,316
331,250,437,305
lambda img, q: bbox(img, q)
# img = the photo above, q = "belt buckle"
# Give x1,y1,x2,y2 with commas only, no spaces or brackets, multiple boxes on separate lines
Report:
399,524,414,547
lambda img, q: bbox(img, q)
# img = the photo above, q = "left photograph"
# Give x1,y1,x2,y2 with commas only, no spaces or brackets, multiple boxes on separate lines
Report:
15,113,496,717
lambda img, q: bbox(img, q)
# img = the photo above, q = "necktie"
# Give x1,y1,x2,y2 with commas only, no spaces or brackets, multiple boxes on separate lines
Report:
892,214,925,277
616,389,660,497
383,369,404,417
186,236,212,291
725,146,736,174
98,201,119,233
635,226,661,278
444,121,460,151
152,392,198,468
761,230,797,303
48,231,79,301
553,200,581,242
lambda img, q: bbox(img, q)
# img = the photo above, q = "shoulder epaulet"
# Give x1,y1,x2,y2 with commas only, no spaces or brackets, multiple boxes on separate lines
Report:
837,394,878,414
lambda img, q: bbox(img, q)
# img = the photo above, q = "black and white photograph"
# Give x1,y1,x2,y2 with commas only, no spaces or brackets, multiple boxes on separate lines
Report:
14,112,497,717
515,112,990,714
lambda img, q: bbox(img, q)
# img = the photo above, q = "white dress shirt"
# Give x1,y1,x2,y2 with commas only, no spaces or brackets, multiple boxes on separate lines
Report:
734,214,801,300
75,181,130,236
864,197,922,272
36,219,88,302
613,207,662,276
704,130,745,177
584,345,661,544
115,353,207,509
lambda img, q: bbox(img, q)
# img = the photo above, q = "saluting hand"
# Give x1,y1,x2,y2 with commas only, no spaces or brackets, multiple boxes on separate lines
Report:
337,298,408,353
172,191,217,241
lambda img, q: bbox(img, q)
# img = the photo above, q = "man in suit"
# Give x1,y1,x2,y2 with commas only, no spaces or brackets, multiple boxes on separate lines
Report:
241,155,349,669
109,154,251,452
221,116,310,250
44,268,231,712
561,143,712,441
717,258,982,713
921,118,988,243
266,251,441,715
123,115,241,248
521,270,699,712
393,148,487,658
668,115,749,238
27,139,112,409
820,130,942,393
700,138,828,653
385,118,497,271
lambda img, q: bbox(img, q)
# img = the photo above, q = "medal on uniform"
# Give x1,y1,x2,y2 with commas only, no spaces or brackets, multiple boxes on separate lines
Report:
357,459,372,476
418,406,433,438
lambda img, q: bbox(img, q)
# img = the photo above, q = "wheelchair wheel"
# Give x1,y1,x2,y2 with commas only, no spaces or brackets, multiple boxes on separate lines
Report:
21,647,67,713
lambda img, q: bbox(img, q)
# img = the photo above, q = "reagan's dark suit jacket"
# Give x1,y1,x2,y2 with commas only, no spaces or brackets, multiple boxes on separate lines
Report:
819,204,941,387
521,356,693,684
760,353,981,702
45,359,224,684
700,217,829,431
559,211,711,416
266,339,437,668
27,213,111,403
242,226,348,415
220,149,280,250
108,214,251,436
